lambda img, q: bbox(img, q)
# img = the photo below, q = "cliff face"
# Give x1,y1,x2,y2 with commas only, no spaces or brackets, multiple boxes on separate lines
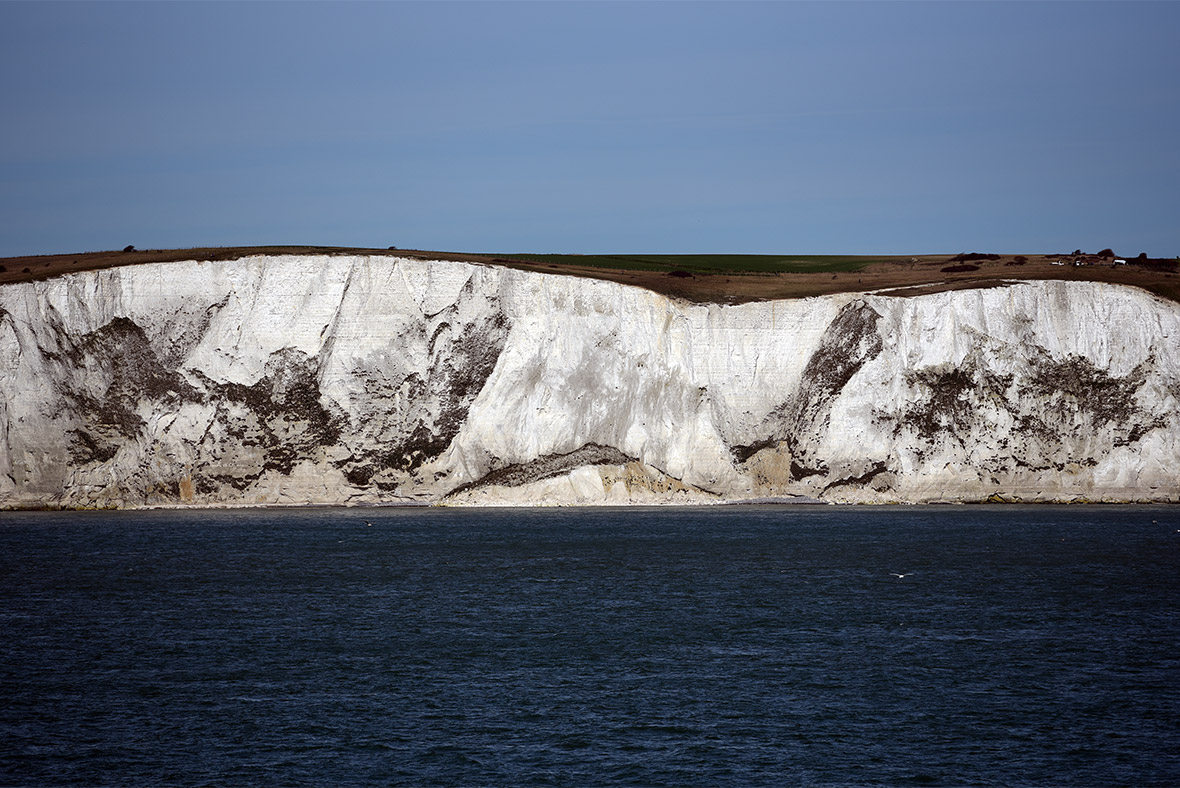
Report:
1,255,1177,508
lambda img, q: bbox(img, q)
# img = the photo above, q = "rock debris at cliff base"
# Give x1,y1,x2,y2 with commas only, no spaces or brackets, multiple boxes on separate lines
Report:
1,254,1177,508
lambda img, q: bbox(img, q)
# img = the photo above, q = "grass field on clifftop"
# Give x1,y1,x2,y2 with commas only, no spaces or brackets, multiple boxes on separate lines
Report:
2,246,1178,305
490,253,895,274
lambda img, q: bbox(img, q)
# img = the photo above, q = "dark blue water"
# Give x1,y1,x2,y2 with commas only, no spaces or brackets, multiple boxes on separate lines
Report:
2,505,1178,787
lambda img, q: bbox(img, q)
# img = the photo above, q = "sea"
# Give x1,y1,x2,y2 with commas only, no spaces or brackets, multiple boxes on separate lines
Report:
1,504,1178,787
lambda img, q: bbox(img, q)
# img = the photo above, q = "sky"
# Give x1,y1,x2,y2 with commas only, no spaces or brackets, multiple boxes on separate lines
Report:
1,1,1178,257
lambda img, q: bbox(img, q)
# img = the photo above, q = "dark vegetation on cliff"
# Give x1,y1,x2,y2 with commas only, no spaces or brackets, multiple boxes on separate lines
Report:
2,245,1178,305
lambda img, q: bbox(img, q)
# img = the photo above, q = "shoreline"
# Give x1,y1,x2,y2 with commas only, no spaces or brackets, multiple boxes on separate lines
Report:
3,497,1177,513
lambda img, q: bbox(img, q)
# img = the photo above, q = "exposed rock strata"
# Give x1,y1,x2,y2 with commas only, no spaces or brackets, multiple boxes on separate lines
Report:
1,255,1177,508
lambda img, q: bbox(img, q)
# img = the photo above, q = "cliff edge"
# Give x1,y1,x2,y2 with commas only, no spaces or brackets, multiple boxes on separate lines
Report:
2,254,1177,508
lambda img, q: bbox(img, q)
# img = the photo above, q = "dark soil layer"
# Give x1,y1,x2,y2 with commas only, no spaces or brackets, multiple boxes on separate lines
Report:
2,246,1178,305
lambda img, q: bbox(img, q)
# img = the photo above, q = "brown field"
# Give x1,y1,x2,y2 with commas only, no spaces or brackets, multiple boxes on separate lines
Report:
2,246,1178,305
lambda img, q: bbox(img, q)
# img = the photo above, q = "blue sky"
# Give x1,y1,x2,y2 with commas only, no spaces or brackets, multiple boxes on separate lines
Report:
2,1,1177,257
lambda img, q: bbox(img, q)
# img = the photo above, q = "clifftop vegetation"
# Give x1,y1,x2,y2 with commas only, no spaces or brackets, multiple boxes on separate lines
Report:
2,246,1178,305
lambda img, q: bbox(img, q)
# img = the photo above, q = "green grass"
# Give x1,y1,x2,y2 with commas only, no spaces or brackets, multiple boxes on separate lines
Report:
491,253,893,274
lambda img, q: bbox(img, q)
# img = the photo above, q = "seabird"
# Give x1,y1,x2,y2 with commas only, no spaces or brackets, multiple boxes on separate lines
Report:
891,573,911,579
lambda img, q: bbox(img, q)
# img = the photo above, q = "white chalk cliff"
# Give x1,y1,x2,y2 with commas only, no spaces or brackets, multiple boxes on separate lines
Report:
1,254,1177,508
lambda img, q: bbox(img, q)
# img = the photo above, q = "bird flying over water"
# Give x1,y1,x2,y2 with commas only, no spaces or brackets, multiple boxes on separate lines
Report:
891,573,911,579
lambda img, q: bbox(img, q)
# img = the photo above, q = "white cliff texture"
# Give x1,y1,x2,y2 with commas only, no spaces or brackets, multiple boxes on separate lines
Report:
1,255,1177,508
